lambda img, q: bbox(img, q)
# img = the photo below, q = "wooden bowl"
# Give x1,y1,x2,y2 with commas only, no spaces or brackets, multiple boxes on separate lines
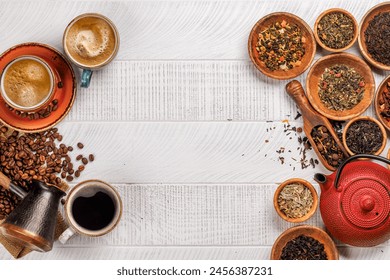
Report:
314,8,358,52
342,116,387,156
273,178,318,223
358,2,390,70
306,52,375,120
375,74,390,131
270,225,339,260
248,12,316,80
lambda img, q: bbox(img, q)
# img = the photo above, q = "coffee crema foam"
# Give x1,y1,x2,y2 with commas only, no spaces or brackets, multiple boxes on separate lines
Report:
65,17,116,67
3,59,52,108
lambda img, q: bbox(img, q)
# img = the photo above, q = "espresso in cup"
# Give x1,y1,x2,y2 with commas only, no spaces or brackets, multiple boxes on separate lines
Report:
59,179,122,243
63,13,119,69
0,56,54,111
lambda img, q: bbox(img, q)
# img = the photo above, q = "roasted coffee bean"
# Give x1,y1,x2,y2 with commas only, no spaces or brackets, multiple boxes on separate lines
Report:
82,158,88,165
76,154,83,161
78,165,85,171
77,142,84,149
75,170,80,177
88,154,95,161
66,175,74,182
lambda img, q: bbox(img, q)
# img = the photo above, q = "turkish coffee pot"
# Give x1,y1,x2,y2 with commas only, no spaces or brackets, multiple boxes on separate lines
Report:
314,154,390,247
0,171,65,252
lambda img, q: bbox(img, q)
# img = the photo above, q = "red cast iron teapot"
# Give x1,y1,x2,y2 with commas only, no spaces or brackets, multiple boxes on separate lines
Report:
314,154,390,247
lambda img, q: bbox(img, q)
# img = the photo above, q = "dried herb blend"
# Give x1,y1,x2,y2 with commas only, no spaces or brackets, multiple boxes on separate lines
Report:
345,119,383,154
317,12,355,49
277,182,314,219
280,234,328,260
378,81,390,123
318,64,365,111
311,125,346,168
256,20,306,71
365,12,390,66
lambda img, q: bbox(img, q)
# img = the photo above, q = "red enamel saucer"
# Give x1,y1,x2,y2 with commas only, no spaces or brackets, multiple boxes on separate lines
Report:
0,42,76,133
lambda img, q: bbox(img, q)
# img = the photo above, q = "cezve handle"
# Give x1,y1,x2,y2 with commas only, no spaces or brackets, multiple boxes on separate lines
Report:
0,171,27,199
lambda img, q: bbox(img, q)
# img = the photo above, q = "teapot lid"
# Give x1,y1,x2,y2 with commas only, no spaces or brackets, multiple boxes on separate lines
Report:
341,179,390,228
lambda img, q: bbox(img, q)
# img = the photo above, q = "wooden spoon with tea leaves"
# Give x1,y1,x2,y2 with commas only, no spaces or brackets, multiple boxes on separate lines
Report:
286,80,349,171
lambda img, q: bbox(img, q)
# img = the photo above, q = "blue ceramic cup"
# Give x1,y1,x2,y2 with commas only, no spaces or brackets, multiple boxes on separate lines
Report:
62,13,119,88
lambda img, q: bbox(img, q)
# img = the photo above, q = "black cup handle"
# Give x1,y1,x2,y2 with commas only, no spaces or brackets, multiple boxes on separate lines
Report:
334,154,390,189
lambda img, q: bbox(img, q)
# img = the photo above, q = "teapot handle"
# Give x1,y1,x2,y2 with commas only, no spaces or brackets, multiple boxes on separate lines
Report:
334,154,390,189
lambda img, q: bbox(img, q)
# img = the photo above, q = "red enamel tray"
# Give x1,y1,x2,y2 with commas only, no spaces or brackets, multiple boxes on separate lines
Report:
0,42,76,133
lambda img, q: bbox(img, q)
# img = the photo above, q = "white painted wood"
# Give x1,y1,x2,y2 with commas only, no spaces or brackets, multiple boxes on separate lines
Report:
1,0,390,260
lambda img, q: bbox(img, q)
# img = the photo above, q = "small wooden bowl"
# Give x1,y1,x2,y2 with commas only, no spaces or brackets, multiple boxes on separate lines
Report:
248,12,316,80
358,2,390,70
273,178,318,223
270,225,339,260
375,74,390,131
314,8,358,52
306,52,375,120
342,116,387,156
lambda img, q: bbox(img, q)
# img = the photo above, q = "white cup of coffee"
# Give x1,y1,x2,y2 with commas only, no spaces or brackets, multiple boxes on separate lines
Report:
0,55,55,112
59,179,122,243
62,13,120,88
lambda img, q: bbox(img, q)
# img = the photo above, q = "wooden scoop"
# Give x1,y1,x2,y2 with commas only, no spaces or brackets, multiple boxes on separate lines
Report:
286,80,349,171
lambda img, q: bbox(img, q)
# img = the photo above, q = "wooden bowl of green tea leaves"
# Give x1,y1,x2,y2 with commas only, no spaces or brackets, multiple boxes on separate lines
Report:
358,2,390,70
248,12,316,80
273,178,318,223
314,8,358,52
306,52,375,121
271,225,339,260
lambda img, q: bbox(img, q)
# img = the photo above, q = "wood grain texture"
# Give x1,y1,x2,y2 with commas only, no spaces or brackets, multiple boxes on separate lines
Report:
51,121,339,184
1,0,390,260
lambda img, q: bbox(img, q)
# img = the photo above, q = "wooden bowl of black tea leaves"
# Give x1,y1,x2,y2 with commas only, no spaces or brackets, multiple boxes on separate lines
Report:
271,225,339,260
358,2,390,70
342,116,387,156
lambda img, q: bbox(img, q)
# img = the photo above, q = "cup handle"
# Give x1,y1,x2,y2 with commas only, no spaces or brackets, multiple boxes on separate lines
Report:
58,227,76,244
81,69,93,88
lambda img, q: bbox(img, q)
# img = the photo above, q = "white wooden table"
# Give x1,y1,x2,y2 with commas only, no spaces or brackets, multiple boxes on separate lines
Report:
0,0,389,260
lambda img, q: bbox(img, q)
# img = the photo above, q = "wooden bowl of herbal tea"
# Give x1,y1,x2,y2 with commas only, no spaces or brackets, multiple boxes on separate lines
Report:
271,225,339,260
248,12,316,80
358,2,390,70
375,74,390,131
306,52,375,121
342,116,387,156
274,178,318,223
314,8,358,52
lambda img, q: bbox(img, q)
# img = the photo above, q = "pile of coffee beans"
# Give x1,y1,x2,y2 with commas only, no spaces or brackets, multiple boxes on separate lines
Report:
5,99,59,120
0,124,95,191
0,188,19,219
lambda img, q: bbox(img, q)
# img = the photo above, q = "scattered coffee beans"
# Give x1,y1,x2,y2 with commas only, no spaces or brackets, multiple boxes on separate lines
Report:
0,188,19,218
5,99,59,120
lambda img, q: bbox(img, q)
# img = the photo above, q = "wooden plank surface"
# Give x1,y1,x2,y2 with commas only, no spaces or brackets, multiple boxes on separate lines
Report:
1,0,390,260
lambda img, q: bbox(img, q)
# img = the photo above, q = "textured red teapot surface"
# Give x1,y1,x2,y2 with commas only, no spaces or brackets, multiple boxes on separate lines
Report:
318,160,390,247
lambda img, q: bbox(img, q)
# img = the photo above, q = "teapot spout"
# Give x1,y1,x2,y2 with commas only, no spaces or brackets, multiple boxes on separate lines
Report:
314,173,331,192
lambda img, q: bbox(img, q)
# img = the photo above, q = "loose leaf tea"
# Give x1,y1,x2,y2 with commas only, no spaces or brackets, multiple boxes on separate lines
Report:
280,234,328,260
317,12,355,49
311,125,346,168
277,182,314,219
256,20,306,71
378,81,390,123
345,120,383,154
318,64,365,111
365,12,390,66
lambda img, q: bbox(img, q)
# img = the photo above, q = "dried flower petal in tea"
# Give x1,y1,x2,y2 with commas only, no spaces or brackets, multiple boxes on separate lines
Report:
317,12,355,49
277,182,314,219
256,20,306,71
378,81,390,123
318,64,365,111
